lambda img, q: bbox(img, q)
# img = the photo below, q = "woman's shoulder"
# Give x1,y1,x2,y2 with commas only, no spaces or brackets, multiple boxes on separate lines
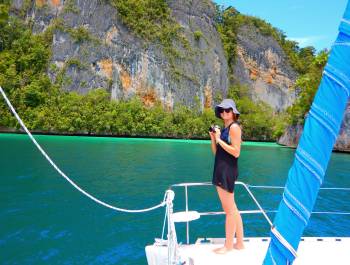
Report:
230,122,241,129
229,122,242,133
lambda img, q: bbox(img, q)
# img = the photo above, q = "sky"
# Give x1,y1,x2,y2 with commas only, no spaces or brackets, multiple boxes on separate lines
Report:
214,0,348,52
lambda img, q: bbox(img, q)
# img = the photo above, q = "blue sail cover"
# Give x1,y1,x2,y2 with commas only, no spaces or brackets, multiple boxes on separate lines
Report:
264,1,350,264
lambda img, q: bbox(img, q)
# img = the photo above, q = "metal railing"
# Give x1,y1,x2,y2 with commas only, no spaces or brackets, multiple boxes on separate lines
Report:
171,181,273,244
170,181,350,245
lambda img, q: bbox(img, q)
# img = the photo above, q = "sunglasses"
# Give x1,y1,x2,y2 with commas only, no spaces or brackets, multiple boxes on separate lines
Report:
219,108,232,114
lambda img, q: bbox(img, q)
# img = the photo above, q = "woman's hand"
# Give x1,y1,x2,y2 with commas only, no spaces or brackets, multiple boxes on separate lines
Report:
214,127,221,142
209,131,216,141
209,130,217,155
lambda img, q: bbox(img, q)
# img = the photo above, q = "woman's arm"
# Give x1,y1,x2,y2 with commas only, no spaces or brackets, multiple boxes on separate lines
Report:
209,131,217,155
215,124,241,158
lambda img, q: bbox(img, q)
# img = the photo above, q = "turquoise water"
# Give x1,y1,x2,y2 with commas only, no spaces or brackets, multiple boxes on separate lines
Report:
1,133,349,264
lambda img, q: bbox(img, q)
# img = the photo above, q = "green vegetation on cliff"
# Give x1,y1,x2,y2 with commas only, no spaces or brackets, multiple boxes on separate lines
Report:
214,6,291,139
215,5,326,138
0,2,325,141
0,3,215,139
215,6,316,75
286,50,329,125
110,0,180,44
226,84,287,140
109,0,191,80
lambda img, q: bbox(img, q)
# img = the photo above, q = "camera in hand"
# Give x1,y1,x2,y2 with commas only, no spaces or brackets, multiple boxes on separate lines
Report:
209,125,220,133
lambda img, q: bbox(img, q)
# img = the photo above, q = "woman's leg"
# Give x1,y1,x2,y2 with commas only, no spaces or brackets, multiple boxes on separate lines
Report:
216,186,236,250
233,201,244,249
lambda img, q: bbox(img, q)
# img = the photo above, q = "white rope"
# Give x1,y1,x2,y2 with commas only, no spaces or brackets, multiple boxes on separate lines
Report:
323,70,350,97
161,208,167,240
333,42,350,47
269,247,277,265
0,86,166,213
161,191,168,239
271,226,298,258
341,18,350,26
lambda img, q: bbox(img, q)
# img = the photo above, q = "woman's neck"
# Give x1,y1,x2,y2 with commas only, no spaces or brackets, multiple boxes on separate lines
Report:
224,119,234,128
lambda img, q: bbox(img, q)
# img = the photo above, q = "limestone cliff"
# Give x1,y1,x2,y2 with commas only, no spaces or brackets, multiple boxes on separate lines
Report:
10,0,300,112
11,0,228,110
233,24,298,111
278,102,350,152
9,0,349,151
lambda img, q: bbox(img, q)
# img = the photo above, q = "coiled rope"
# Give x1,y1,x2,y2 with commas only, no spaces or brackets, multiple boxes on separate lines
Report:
0,86,166,213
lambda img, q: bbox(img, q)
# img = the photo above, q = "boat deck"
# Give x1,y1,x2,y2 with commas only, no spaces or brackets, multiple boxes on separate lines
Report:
146,237,350,265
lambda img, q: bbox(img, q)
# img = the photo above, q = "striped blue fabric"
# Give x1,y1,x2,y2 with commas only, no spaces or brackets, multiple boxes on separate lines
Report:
263,1,350,264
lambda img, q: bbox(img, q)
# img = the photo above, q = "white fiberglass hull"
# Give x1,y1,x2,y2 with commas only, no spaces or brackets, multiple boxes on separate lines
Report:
145,237,350,265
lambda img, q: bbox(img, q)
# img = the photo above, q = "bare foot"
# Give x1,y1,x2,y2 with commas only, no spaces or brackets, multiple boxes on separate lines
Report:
213,246,233,254
233,243,245,250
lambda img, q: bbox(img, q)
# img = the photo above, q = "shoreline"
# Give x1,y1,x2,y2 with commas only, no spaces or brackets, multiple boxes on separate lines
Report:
0,130,281,147
1,130,348,153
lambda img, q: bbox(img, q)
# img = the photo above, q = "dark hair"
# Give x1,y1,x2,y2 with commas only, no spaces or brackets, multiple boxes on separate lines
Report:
232,112,239,122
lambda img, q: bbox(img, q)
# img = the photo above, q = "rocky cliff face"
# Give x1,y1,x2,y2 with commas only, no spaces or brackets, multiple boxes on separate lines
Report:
278,102,350,152
9,0,349,151
11,0,228,110
233,24,298,111
335,102,350,151
11,1,299,112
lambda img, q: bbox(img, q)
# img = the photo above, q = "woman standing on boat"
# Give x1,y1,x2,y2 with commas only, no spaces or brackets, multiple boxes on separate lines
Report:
209,98,244,254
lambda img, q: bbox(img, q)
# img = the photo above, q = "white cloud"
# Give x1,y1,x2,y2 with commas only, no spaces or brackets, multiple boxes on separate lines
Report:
287,35,327,47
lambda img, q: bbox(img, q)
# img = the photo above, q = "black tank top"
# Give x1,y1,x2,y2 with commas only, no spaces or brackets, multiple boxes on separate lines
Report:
212,122,239,193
